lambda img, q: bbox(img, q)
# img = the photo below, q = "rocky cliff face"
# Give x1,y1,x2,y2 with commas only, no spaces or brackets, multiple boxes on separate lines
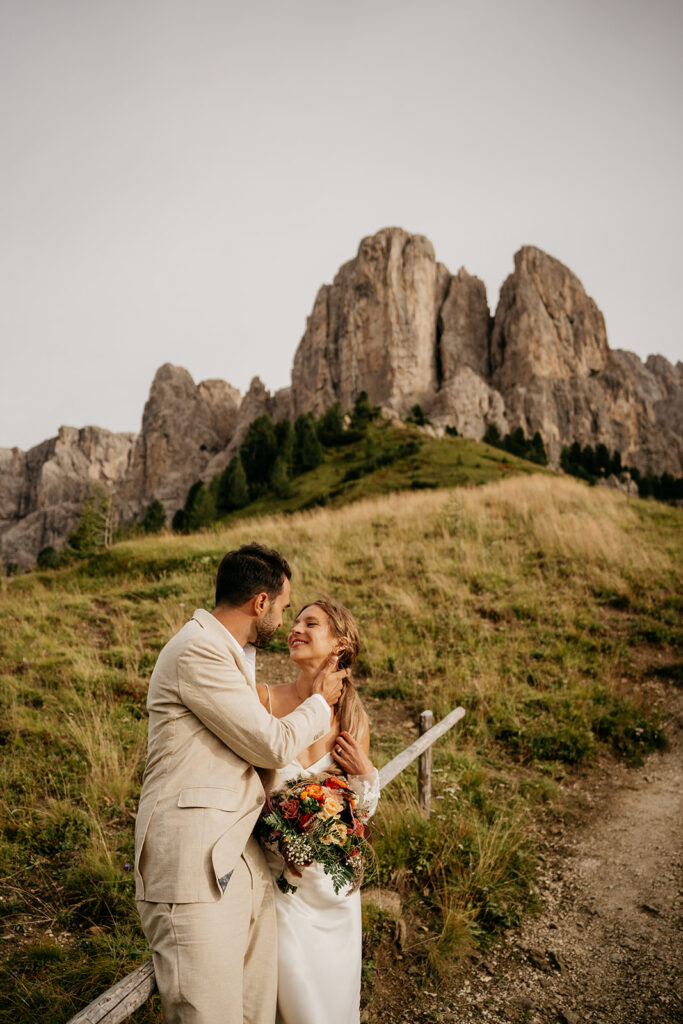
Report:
290,230,682,475
3,228,681,569
0,427,136,569
490,246,609,388
116,363,242,521
291,229,452,418
489,249,683,471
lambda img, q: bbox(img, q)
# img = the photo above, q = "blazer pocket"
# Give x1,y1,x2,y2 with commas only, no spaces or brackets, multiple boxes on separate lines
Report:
177,787,239,811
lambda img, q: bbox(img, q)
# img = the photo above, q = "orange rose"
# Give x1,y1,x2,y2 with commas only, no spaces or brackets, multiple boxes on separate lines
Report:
302,784,325,802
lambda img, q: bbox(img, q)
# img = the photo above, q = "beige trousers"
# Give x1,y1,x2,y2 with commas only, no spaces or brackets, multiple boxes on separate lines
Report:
137,837,277,1024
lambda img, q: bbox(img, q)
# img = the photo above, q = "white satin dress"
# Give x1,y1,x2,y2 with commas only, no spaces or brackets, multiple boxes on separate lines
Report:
263,751,380,1024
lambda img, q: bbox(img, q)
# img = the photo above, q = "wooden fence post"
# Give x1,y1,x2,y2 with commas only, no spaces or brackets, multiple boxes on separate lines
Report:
418,709,434,814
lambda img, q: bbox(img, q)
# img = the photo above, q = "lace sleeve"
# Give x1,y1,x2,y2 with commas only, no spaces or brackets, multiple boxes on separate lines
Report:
347,768,380,821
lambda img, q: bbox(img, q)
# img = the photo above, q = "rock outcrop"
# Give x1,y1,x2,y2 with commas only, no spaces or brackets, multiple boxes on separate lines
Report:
290,231,682,475
490,246,609,388
116,364,241,521
490,249,683,472
3,228,682,569
0,426,136,569
291,229,452,418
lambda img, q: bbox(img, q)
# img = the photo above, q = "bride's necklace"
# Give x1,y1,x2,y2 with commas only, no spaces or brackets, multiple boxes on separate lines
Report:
294,677,312,704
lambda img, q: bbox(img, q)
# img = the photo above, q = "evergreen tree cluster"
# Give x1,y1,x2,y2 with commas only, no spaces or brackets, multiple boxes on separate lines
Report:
483,425,548,465
170,391,381,533
560,442,622,482
561,441,683,502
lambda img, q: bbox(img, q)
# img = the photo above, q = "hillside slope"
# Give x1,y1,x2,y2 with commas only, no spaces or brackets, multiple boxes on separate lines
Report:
0,476,680,1022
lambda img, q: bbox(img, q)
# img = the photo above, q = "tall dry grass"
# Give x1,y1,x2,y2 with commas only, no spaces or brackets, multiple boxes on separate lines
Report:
0,474,680,1017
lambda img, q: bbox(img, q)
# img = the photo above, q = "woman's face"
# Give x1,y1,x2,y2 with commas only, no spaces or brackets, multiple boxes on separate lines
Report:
288,604,337,667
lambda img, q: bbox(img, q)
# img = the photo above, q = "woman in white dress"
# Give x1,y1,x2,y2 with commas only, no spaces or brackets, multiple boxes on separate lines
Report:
256,596,380,1024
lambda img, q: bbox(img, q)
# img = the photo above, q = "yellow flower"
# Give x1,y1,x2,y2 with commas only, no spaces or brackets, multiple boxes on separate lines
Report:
320,821,348,845
319,794,343,820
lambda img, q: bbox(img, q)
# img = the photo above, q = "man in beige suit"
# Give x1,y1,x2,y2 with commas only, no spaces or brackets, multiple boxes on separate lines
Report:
135,543,342,1024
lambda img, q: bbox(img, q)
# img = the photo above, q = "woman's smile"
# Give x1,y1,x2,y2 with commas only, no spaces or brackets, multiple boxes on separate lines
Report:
288,605,335,663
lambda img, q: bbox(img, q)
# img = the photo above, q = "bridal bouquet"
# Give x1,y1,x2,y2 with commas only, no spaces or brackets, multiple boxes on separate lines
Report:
256,773,372,895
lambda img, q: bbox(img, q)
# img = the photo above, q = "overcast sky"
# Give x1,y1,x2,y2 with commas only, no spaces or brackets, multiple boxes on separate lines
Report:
2,0,681,451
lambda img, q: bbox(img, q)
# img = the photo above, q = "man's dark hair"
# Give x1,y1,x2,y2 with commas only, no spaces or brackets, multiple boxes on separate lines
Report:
214,542,291,607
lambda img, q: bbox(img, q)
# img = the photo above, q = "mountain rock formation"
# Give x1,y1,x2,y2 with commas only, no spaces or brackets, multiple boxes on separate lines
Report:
116,363,241,522
0,427,136,569
2,227,681,568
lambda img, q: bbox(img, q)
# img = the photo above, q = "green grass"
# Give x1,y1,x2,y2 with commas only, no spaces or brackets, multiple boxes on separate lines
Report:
220,421,547,520
0,473,681,1020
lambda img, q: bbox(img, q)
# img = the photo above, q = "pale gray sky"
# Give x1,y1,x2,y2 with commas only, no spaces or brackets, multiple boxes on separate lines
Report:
2,0,682,451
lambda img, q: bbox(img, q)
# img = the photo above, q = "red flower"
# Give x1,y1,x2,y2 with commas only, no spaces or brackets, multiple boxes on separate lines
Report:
282,799,300,819
324,777,348,790
298,812,315,832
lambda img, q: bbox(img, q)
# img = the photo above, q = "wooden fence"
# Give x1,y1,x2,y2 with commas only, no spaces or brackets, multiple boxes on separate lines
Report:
67,706,465,1024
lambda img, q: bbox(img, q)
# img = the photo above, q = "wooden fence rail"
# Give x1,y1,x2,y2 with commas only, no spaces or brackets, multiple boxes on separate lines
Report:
67,705,465,1024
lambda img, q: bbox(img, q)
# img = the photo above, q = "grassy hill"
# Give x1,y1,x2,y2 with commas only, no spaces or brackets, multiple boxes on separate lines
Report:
241,422,547,514
1,474,681,1022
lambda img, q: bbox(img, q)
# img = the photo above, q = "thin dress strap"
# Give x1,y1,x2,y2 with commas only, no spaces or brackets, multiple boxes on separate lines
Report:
264,683,272,714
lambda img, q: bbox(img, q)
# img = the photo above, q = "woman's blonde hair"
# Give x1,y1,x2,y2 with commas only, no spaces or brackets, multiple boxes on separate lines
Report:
296,595,368,742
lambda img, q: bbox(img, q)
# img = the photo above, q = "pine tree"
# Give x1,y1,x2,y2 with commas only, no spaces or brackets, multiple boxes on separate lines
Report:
274,419,295,472
68,489,111,556
609,449,623,476
185,484,217,531
317,403,346,446
483,424,502,448
350,390,379,431
240,415,278,496
218,456,250,512
293,414,324,473
595,443,611,476
530,431,548,466
270,455,293,498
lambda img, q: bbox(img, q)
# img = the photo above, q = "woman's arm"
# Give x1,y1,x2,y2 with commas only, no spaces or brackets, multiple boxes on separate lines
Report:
255,683,270,710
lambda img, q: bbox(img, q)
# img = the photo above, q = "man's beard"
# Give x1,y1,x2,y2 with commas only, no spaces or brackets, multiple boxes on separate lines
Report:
253,610,278,649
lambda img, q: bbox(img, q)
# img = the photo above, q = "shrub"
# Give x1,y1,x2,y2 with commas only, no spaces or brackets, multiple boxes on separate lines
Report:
141,499,166,534
350,390,379,431
37,546,63,569
406,404,430,427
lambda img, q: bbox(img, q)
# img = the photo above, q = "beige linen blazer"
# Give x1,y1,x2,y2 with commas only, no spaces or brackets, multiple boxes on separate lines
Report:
134,608,330,903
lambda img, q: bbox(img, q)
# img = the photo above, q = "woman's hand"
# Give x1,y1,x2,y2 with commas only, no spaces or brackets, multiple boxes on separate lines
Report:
332,731,374,775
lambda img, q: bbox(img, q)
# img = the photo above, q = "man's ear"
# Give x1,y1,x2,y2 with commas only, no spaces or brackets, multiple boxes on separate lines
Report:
253,592,270,616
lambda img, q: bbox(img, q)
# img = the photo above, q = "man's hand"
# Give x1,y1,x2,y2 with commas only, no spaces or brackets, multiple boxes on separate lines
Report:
311,655,345,707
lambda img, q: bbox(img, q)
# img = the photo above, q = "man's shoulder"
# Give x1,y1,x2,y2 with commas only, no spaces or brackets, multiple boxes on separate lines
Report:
153,611,236,671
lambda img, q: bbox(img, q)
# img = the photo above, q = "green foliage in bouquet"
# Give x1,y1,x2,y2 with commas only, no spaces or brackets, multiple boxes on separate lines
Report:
255,774,374,895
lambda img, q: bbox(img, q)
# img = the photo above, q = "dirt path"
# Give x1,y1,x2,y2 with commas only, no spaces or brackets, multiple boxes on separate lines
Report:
423,736,683,1024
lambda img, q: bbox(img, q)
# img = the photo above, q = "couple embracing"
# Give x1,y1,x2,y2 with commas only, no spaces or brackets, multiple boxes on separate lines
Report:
134,542,380,1023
